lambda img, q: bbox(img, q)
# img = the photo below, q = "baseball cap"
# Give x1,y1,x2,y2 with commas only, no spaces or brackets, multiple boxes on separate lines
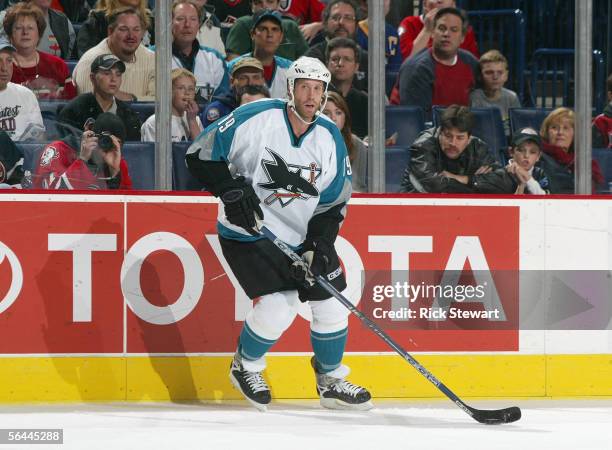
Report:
231,56,264,76
0,39,16,53
251,9,282,31
512,127,541,148
91,54,126,73
93,112,127,142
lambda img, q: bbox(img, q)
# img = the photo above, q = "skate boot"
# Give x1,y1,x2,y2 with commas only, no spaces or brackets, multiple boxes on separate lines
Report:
311,357,373,410
229,353,271,411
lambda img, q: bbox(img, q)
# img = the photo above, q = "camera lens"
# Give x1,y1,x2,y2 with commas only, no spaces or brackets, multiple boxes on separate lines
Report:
97,133,114,151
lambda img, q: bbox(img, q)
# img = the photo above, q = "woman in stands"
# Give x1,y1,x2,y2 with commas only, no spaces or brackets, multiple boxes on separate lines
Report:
76,0,154,57
5,2,76,99
323,91,367,192
539,107,604,193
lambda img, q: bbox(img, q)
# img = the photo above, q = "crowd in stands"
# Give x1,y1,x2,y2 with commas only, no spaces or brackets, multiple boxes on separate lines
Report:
0,0,610,194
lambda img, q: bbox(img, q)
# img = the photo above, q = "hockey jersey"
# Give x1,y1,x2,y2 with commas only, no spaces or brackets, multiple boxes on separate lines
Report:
187,98,352,246
227,54,292,99
171,44,230,101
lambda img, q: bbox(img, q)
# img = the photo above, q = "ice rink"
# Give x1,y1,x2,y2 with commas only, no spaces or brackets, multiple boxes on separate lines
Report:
1,399,611,449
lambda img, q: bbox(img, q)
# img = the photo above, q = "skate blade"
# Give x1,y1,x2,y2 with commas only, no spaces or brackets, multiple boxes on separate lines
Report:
229,372,269,412
320,397,374,411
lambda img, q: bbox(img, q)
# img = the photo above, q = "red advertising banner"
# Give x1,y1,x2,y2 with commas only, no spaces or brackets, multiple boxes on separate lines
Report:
0,198,519,354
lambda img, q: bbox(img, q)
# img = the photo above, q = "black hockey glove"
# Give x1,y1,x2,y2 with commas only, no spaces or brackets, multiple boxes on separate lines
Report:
219,176,264,234
290,238,334,288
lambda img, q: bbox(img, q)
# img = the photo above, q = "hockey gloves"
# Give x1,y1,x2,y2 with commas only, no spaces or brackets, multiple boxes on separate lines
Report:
219,176,264,234
290,238,334,288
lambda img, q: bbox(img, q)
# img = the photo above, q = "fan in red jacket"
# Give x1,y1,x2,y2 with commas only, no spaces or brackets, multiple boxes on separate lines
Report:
33,112,132,190
398,0,479,61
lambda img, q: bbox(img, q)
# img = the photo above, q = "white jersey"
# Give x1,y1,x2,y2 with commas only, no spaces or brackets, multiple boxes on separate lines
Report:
172,45,230,101
0,83,45,141
141,112,203,142
227,54,292,99
187,98,352,246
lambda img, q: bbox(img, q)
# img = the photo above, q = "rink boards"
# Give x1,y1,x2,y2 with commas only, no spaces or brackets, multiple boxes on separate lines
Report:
0,193,611,402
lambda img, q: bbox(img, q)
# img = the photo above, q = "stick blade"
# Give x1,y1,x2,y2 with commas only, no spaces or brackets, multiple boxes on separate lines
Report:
472,406,522,425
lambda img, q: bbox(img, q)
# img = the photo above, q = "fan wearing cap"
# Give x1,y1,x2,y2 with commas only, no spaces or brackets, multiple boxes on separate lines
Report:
202,56,265,127
227,9,292,100
58,54,142,141
33,111,132,190
0,38,45,141
505,127,549,195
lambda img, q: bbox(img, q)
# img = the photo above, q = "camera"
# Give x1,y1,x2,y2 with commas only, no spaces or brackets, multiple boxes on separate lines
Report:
94,132,115,151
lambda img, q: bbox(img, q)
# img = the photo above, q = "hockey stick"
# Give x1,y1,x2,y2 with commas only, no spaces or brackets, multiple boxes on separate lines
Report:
259,226,521,425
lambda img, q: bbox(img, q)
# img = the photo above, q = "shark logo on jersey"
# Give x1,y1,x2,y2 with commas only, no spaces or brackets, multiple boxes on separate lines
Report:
258,148,320,207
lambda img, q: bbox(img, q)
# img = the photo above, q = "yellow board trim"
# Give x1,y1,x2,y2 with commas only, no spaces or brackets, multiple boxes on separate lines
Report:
0,355,610,403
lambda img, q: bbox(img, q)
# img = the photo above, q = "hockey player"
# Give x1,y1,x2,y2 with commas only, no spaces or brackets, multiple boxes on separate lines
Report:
186,56,372,411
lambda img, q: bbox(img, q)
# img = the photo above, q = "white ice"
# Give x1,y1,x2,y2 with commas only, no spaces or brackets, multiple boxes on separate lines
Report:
1,399,610,450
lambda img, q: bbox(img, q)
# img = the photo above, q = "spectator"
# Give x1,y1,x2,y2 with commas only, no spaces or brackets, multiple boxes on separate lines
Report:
400,105,513,193
0,39,45,141
236,82,270,105
0,130,25,187
33,111,132,189
592,73,611,148
203,56,264,127
505,127,550,194
55,0,92,23
224,0,308,62
398,7,478,116
0,0,76,59
325,37,367,138
398,0,478,60
73,7,156,101
4,2,75,99
59,54,142,141
207,0,250,24
227,9,291,99
141,68,203,142
323,90,367,192
280,0,324,26
469,50,520,135
355,0,402,69
192,0,225,57
540,107,604,193
77,0,154,58
171,0,229,102
305,0,368,92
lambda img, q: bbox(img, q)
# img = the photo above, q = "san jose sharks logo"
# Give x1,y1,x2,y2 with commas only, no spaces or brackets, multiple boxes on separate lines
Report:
258,148,320,207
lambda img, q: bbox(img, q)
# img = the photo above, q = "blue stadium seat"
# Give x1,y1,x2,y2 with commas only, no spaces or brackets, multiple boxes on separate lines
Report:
385,106,425,147
592,148,612,193
126,102,156,123
18,142,48,172
508,107,552,137
122,142,156,190
39,100,68,140
432,106,507,164
385,146,410,192
172,142,206,191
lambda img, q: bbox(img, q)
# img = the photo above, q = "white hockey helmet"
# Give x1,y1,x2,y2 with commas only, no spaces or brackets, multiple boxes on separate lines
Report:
286,56,332,124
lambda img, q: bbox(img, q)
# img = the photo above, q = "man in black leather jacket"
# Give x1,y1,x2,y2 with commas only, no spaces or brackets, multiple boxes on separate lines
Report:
400,105,515,194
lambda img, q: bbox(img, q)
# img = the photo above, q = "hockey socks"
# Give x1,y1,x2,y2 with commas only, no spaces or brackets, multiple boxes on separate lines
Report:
310,327,348,373
238,322,277,363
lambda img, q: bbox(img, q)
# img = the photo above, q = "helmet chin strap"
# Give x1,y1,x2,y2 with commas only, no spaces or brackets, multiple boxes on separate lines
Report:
288,94,328,126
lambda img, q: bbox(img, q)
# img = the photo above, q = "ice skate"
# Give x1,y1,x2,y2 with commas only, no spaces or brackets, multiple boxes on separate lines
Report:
311,357,373,411
229,353,271,412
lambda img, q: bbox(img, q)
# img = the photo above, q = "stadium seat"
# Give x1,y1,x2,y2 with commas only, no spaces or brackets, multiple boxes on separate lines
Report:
122,142,156,190
592,148,612,193
172,142,206,191
432,106,507,164
385,106,425,147
385,146,410,192
508,107,552,137
18,142,48,172
127,102,156,123
39,100,68,140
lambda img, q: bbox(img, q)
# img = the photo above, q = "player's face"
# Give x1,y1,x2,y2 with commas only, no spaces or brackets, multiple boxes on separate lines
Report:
326,3,357,38
251,0,280,13
481,62,508,92
172,4,200,46
0,50,14,91
432,13,464,58
109,13,144,55
92,67,123,96
327,47,358,82
546,118,574,151
439,126,470,159
172,75,197,112
323,101,346,130
292,79,325,121
511,141,541,171
11,16,40,51
251,20,283,55
240,92,266,105
231,68,265,88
